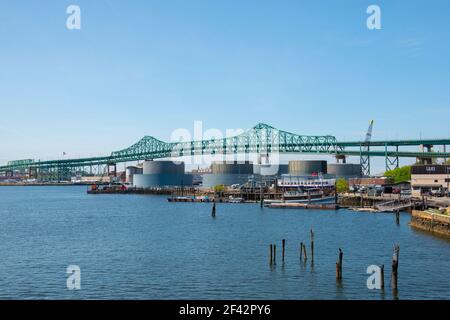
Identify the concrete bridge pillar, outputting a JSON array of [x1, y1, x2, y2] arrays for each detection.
[[28, 167, 38, 179], [417, 144, 434, 165], [335, 155, 346, 164], [107, 163, 117, 177]]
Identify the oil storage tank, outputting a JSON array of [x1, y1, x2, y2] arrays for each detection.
[[133, 160, 192, 188], [327, 163, 362, 179], [126, 166, 143, 184], [288, 160, 327, 175], [202, 161, 253, 187], [253, 164, 289, 176]]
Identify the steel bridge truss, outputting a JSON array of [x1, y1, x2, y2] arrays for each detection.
[[1, 123, 450, 179], [110, 123, 338, 161]]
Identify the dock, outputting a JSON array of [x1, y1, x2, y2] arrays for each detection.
[[410, 209, 450, 237], [265, 203, 339, 210]]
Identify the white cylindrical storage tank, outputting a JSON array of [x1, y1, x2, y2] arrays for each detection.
[[133, 160, 192, 188], [126, 166, 143, 184]]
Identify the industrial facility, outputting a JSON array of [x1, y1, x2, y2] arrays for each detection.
[[111, 158, 366, 190], [126, 159, 363, 190], [3, 121, 449, 205]]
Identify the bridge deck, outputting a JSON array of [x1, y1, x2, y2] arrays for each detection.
[[1, 123, 449, 172]]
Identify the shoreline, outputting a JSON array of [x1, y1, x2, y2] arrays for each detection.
[[0, 183, 97, 187]]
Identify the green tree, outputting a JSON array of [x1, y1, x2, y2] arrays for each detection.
[[214, 184, 225, 193], [335, 178, 349, 193], [384, 166, 411, 183]]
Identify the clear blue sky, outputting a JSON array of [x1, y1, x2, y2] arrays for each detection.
[[1, 0, 449, 172]]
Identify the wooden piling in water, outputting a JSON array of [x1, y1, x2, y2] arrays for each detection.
[[380, 264, 385, 290], [395, 210, 400, 225], [336, 262, 340, 280], [302, 243, 307, 261], [282, 239, 286, 262], [260, 187, 264, 208], [391, 245, 400, 290], [212, 201, 216, 217], [273, 245, 277, 265], [310, 229, 314, 261], [299, 242, 303, 261], [269, 244, 273, 265], [336, 248, 343, 280]]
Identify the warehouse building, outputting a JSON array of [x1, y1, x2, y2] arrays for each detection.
[[411, 164, 450, 197]]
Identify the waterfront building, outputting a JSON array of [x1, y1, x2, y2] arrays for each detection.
[[411, 164, 450, 196]]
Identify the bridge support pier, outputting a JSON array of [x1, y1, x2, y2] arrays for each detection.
[[107, 163, 117, 178], [417, 144, 434, 165], [57, 165, 71, 182], [335, 154, 346, 164], [28, 167, 38, 179]]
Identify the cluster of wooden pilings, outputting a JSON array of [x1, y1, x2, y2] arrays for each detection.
[[268, 231, 401, 293], [270, 229, 315, 265], [212, 200, 401, 294]]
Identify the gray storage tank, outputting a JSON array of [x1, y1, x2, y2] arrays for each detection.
[[288, 160, 327, 175], [202, 161, 253, 187], [253, 164, 289, 176], [211, 161, 254, 174], [133, 160, 192, 188], [327, 163, 362, 179], [143, 160, 185, 174]]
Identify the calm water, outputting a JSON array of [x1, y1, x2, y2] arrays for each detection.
[[0, 186, 449, 300]]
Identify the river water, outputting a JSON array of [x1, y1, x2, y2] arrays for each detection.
[[0, 186, 449, 300]]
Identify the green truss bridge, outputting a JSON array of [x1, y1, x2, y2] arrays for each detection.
[[1, 123, 449, 179]]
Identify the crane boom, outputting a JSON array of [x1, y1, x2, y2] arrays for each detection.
[[361, 120, 374, 176], [365, 120, 374, 144]]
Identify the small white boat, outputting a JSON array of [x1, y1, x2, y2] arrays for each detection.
[[228, 197, 244, 203], [349, 207, 380, 213]]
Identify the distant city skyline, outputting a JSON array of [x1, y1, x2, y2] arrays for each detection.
[[1, 0, 449, 174]]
